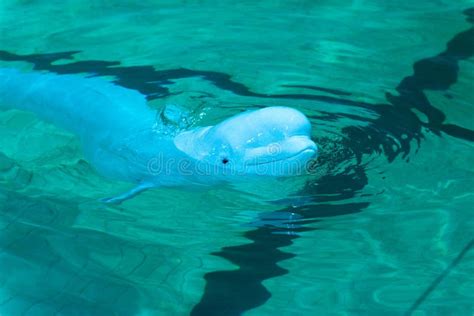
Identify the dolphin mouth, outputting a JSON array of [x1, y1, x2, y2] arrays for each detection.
[[246, 147, 318, 166]]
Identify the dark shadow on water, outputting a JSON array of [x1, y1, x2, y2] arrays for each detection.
[[0, 8, 473, 315], [191, 165, 369, 316]]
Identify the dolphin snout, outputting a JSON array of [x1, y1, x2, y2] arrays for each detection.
[[243, 135, 317, 166], [288, 135, 318, 156]]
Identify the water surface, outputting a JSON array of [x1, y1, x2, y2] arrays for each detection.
[[1, 1, 473, 315]]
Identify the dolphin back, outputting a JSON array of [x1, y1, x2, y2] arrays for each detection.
[[0, 68, 155, 140]]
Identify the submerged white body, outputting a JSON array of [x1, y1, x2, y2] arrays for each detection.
[[0, 68, 317, 203]]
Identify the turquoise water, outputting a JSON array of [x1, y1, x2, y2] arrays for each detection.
[[1, 1, 474, 315]]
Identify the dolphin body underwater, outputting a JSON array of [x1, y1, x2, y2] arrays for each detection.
[[0, 68, 318, 203]]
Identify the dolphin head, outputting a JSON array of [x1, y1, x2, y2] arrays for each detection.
[[175, 107, 318, 177]]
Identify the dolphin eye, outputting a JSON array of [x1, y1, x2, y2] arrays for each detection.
[[222, 158, 229, 165]]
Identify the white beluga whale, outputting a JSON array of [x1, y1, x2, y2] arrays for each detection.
[[0, 68, 318, 203]]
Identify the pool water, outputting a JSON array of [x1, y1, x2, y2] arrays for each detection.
[[1, 1, 473, 315]]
